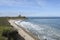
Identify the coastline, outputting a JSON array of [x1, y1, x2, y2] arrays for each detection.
[[8, 19, 39, 40]]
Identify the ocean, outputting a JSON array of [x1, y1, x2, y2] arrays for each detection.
[[15, 17, 60, 40]]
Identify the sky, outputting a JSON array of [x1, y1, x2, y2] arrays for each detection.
[[0, 0, 60, 17]]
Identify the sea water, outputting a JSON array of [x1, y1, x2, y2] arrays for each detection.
[[15, 17, 60, 40]]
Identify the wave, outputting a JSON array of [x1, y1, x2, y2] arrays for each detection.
[[15, 20, 60, 40]]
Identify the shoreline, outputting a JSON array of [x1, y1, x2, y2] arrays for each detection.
[[8, 19, 39, 40]]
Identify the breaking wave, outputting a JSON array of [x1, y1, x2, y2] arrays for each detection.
[[15, 20, 60, 40]]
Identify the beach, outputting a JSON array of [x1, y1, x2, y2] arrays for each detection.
[[8, 19, 39, 40]]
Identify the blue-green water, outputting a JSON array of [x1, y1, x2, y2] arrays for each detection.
[[15, 17, 60, 40], [27, 18, 60, 29]]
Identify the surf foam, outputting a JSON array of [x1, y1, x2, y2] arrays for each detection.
[[15, 20, 60, 40]]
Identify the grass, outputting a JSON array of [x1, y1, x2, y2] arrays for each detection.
[[0, 26, 12, 40], [0, 17, 12, 40], [0, 16, 26, 40]]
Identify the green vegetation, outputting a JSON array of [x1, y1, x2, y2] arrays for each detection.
[[0, 16, 26, 40], [0, 17, 12, 40]]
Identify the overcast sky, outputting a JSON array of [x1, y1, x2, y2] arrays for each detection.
[[0, 0, 60, 17]]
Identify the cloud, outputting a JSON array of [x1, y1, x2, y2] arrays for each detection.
[[0, 0, 35, 6], [0, 0, 22, 6], [0, 0, 45, 8], [35, 0, 47, 7]]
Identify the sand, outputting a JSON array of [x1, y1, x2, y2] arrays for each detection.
[[8, 19, 39, 40]]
